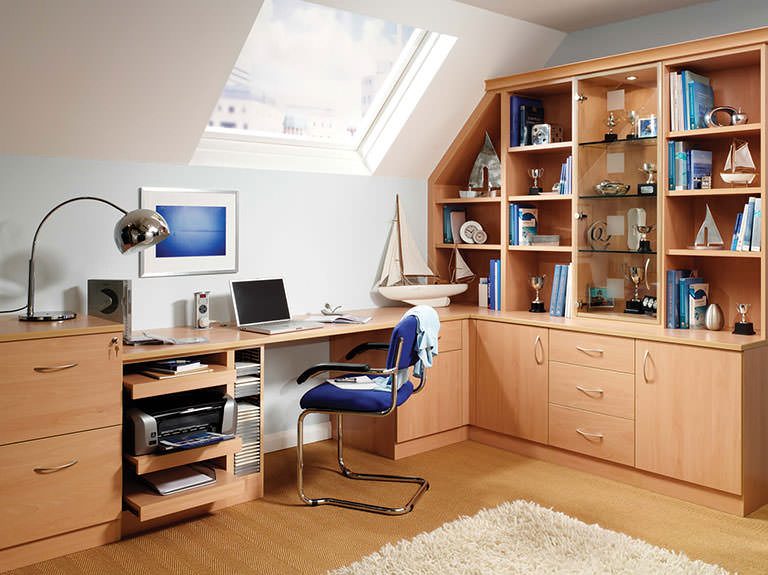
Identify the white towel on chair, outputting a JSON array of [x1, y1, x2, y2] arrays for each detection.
[[401, 306, 440, 378]]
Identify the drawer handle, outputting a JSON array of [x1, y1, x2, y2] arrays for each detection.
[[576, 385, 604, 397], [576, 346, 604, 356], [534, 335, 544, 365], [576, 429, 604, 441], [34, 363, 79, 373], [33, 459, 78, 474]]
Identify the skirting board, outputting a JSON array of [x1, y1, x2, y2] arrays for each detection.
[[265, 421, 332, 453]]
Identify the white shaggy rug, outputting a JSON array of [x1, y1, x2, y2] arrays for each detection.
[[329, 500, 729, 575]]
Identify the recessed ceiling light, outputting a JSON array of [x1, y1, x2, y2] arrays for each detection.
[[626, 75, 638, 81]]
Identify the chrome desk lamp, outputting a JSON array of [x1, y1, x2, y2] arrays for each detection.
[[20, 196, 170, 321]]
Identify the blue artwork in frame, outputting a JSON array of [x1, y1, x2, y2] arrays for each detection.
[[139, 187, 238, 277]]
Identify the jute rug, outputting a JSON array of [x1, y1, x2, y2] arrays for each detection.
[[329, 500, 729, 574]]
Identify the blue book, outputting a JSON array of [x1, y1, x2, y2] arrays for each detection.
[[665, 270, 676, 328], [508, 204, 515, 245], [690, 149, 712, 189], [511, 204, 519, 245], [743, 197, 756, 251], [668, 142, 675, 189], [731, 212, 743, 251], [494, 259, 502, 310], [510, 96, 542, 147], [554, 265, 567, 317], [689, 81, 714, 130], [489, 259, 496, 311], [671, 270, 692, 328], [681, 70, 709, 130], [442, 206, 465, 243], [679, 276, 699, 329], [750, 198, 762, 252], [549, 264, 563, 316]]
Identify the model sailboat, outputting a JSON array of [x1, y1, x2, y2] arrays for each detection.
[[720, 139, 757, 185], [378, 196, 469, 307]]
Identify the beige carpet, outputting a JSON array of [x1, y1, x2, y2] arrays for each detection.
[[330, 500, 729, 575]]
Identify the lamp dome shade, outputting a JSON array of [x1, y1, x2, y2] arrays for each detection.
[[114, 208, 171, 254]]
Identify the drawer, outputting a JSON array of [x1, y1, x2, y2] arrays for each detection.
[[439, 320, 462, 352], [0, 333, 122, 445], [0, 426, 122, 550], [549, 330, 634, 373], [549, 362, 634, 419], [548, 404, 634, 466]]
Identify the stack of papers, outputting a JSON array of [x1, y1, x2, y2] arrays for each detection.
[[141, 464, 216, 495]]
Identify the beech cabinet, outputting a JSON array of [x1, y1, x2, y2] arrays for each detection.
[[473, 321, 548, 443], [635, 341, 742, 494]]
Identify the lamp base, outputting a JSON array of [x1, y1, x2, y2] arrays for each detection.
[[19, 311, 77, 321]]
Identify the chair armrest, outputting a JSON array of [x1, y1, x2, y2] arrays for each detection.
[[345, 342, 389, 360], [296, 362, 370, 384]]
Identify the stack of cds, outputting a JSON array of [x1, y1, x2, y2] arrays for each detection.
[[235, 348, 261, 399], [234, 399, 260, 476]]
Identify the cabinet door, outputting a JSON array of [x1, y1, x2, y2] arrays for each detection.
[[397, 349, 464, 443], [473, 321, 548, 443], [635, 341, 742, 494]]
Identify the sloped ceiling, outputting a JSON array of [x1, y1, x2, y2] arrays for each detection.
[[0, 0, 262, 163], [0, 0, 564, 177]]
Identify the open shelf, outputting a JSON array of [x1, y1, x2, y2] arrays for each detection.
[[123, 365, 234, 400], [435, 196, 501, 204], [508, 141, 572, 154], [668, 123, 761, 139], [667, 187, 761, 197], [124, 468, 245, 522], [125, 437, 244, 475], [508, 245, 572, 252], [508, 194, 572, 202], [436, 243, 502, 251], [667, 248, 761, 258]]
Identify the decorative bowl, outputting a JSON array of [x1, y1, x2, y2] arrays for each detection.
[[594, 180, 630, 196]]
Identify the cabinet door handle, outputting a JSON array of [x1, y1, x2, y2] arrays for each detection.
[[33, 459, 78, 474], [33, 363, 78, 373], [576, 346, 604, 356], [534, 335, 544, 365], [576, 385, 604, 397], [642, 350, 652, 383], [576, 429, 604, 441]]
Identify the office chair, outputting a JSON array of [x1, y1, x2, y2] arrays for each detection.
[[295, 314, 431, 515]]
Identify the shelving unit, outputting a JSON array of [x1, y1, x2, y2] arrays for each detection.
[[429, 35, 766, 336]]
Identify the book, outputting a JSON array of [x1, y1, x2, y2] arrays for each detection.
[[564, 264, 574, 318], [549, 264, 562, 316], [678, 276, 700, 329], [146, 359, 202, 373], [508, 204, 517, 245], [554, 264, 567, 317], [688, 282, 709, 330], [519, 104, 544, 146], [141, 464, 216, 496], [689, 149, 712, 189], [442, 206, 465, 243], [743, 197, 756, 251], [510, 96, 542, 147], [305, 314, 372, 324], [488, 259, 497, 311], [518, 207, 538, 245], [688, 80, 714, 130], [478, 278, 489, 308], [750, 198, 762, 252], [731, 212, 743, 251], [494, 259, 502, 310], [450, 210, 466, 244], [140, 366, 213, 379], [737, 199, 753, 251]]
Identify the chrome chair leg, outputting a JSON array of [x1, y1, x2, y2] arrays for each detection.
[[297, 409, 429, 515]]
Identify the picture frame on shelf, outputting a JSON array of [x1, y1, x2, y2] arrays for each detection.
[[637, 115, 657, 138], [587, 285, 615, 309], [139, 187, 239, 277]]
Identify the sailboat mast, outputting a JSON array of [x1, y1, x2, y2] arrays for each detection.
[[395, 195, 408, 285]]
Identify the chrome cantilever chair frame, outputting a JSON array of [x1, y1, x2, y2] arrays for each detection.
[[296, 335, 430, 515]]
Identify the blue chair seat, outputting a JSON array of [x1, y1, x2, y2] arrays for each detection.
[[300, 377, 414, 412]]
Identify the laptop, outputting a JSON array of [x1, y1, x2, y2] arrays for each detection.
[[230, 278, 324, 335]]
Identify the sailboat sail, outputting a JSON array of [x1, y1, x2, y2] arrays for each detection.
[[450, 247, 475, 282], [378, 224, 403, 287], [397, 200, 435, 278], [724, 141, 756, 171]]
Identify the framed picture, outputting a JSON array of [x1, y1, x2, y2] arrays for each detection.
[[637, 115, 657, 138], [139, 187, 238, 277], [587, 285, 615, 309]]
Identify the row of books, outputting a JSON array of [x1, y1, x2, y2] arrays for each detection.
[[667, 143, 712, 190], [442, 205, 466, 243], [557, 156, 573, 195], [508, 205, 538, 245], [670, 70, 713, 131], [549, 264, 573, 318], [665, 270, 708, 329], [510, 95, 543, 147], [487, 259, 502, 311], [730, 197, 762, 252]]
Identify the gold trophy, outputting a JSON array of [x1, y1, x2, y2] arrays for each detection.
[[529, 275, 546, 313]]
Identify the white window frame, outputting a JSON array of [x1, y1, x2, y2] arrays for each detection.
[[191, 30, 454, 175]]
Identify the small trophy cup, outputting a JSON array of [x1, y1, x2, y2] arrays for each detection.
[[604, 112, 618, 142], [733, 303, 756, 335], [626, 110, 638, 139], [528, 168, 544, 195], [623, 259, 649, 314], [635, 224, 655, 253], [638, 162, 657, 195], [529, 275, 546, 313]]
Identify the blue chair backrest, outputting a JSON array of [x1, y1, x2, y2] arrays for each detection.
[[386, 315, 420, 370]]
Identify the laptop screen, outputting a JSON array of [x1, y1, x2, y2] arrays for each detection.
[[231, 279, 290, 326]]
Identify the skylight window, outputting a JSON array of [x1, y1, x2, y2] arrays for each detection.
[[207, 0, 421, 148]]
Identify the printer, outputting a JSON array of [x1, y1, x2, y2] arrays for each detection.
[[126, 391, 237, 455]]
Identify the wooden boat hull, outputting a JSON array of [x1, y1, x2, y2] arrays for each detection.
[[378, 284, 468, 307], [720, 172, 756, 185]]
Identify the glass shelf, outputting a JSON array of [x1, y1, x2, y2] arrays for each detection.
[[579, 249, 657, 255], [580, 136, 657, 148], [579, 193, 657, 200]]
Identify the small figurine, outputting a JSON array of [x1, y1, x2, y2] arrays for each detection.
[[605, 112, 618, 142]]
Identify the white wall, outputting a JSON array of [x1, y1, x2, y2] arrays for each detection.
[[0, 155, 424, 450], [546, 0, 768, 67]]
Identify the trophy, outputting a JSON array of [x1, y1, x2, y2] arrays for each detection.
[[528, 168, 544, 195], [623, 259, 650, 314], [733, 303, 756, 335], [638, 162, 657, 195], [604, 112, 618, 142], [626, 110, 638, 139], [635, 224, 655, 253], [529, 275, 546, 313]]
